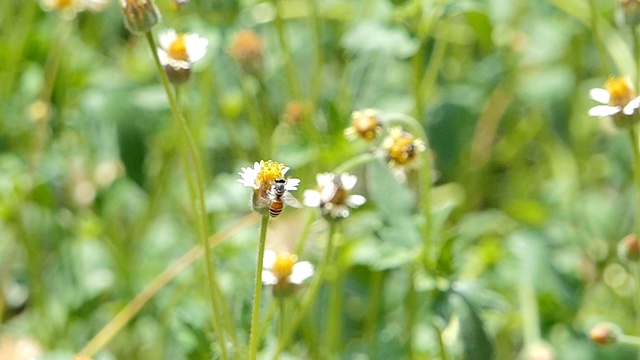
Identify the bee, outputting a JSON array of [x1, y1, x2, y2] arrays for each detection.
[[267, 178, 301, 218]]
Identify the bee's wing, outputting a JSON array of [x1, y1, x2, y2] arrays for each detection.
[[282, 192, 303, 208]]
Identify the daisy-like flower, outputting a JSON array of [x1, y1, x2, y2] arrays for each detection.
[[238, 160, 301, 216], [344, 109, 383, 142], [262, 250, 314, 297], [382, 126, 427, 182], [41, 0, 109, 19], [589, 76, 640, 127], [157, 29, 208, 84], [120, 0, 161, 34], [303, 173, 366, 219]]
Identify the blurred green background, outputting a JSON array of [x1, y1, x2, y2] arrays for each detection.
[[2, 0, 640, 359]]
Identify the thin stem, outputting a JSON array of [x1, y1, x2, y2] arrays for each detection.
[[365, 270, 383, 358], [143, 31, 229, 359], [434, 324, 449, 360], [634, 26, 640, 86], [276, 220, 337, 357], [271, 0, 302, 100], [405, 269, 417, 358], [379, 112, 433, 266], [249, 215, 270, 360], [628, 128, 640, 236], [279, 298, 286, 341], [326, 235, 342, 356], [332, 152, 378, 174], [307, 0, 323, 106], [79, 214, 259, 358], [518, 277, 541, 348], [588, 0, 611, 74]]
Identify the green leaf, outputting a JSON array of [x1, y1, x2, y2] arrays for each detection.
[[450, 290, 495, 360]]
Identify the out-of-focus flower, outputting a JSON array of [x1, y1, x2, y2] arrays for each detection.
[[303, 173, 366, 219], [238, 160, 300, 217], [282, 101, 307, 125], [120, 0, 161, 34], [40, 0, 109, 19], [618, 0, 640, 27], [618, 234, 640, 262], [589, 323, 621, 346], [157, 29, 208, 84], [382, 126, 426, 182], [228, 29, 264, 74], [589, 76, 640, 128], [344, 109, 383, 142], [262, 250, 314, 297]]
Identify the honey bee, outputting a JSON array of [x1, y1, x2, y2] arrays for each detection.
[[267, 178, 301, 218]]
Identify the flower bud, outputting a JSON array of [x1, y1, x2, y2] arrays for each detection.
[[589, 323, 621, 346], [618, 234, 640, 262], [120, 0, 161, 34]]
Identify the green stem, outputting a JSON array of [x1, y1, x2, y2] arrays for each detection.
[[379, 112, 433, 266], [634, 26, 640, 86], [279, 298, 286, 341], [364, 270, 382, 358], [307, 0, 323, 106], [588, 0, 611, 74], [620, 334, 640, 347], [143, 31, 229, 359], [628, 128, 640, 235], [518, 276, 541, 348], [326, 234, 342, 356], [271, 0, 302, 100], [249, 215, 270, 360], [276, 220, 337, 357], [434, 324, 449, 360], [332, 152, 378, 174], [405, 269, 417, 358]]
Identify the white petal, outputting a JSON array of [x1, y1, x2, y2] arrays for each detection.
[[303, 190, 322, 207], [316, 173, 334, 187], [589, 88, 610, 104], [159, 29, 178, 50], [330, 206, 350, 218], [588, 105, 621, 117], [346, 194, 366, 207], [157, 49, 169, 66], [340, 174, 358, 190], [623, 96, 640, 114], [289, 261, 314, 284], [285, 178, 300, 191], [262, 249, 276, 270], [238, 166, 259, 188], [262, 270, 278, 285], [187, 35, 208, 63]]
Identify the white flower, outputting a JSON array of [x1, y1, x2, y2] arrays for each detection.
[[237, 160, 301, 216], [41, 0, 109, 19], [237, 160, 300, 191], [589, 76, 640, 117], [157, 29, 208, 70], [303, 173, 366, 219], [261, 250, 314, 286]]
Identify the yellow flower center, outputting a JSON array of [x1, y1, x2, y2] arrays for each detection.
[[388, 136, 418, 165], [605, 76, 636, 107], [255, 160, 286, 189], [272, 253, 296, 281], [55, 0, 74, 8], [351, 110, 381, 141], [168, 35, 190, 61]]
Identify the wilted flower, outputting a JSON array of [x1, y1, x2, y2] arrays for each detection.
[[589, 323, 621, 346], [238, 160, 300, 217], [303, 173, 366, 219], [344, 109, 383, 142], [382, 126, 426, 182], [262, 250, 314, 297], [589, 76, 640, 127], [120, 0, 160, 34], [40, 0, 109, 19], [157, 29, 208, 84], [228, 29, 264, 74]]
